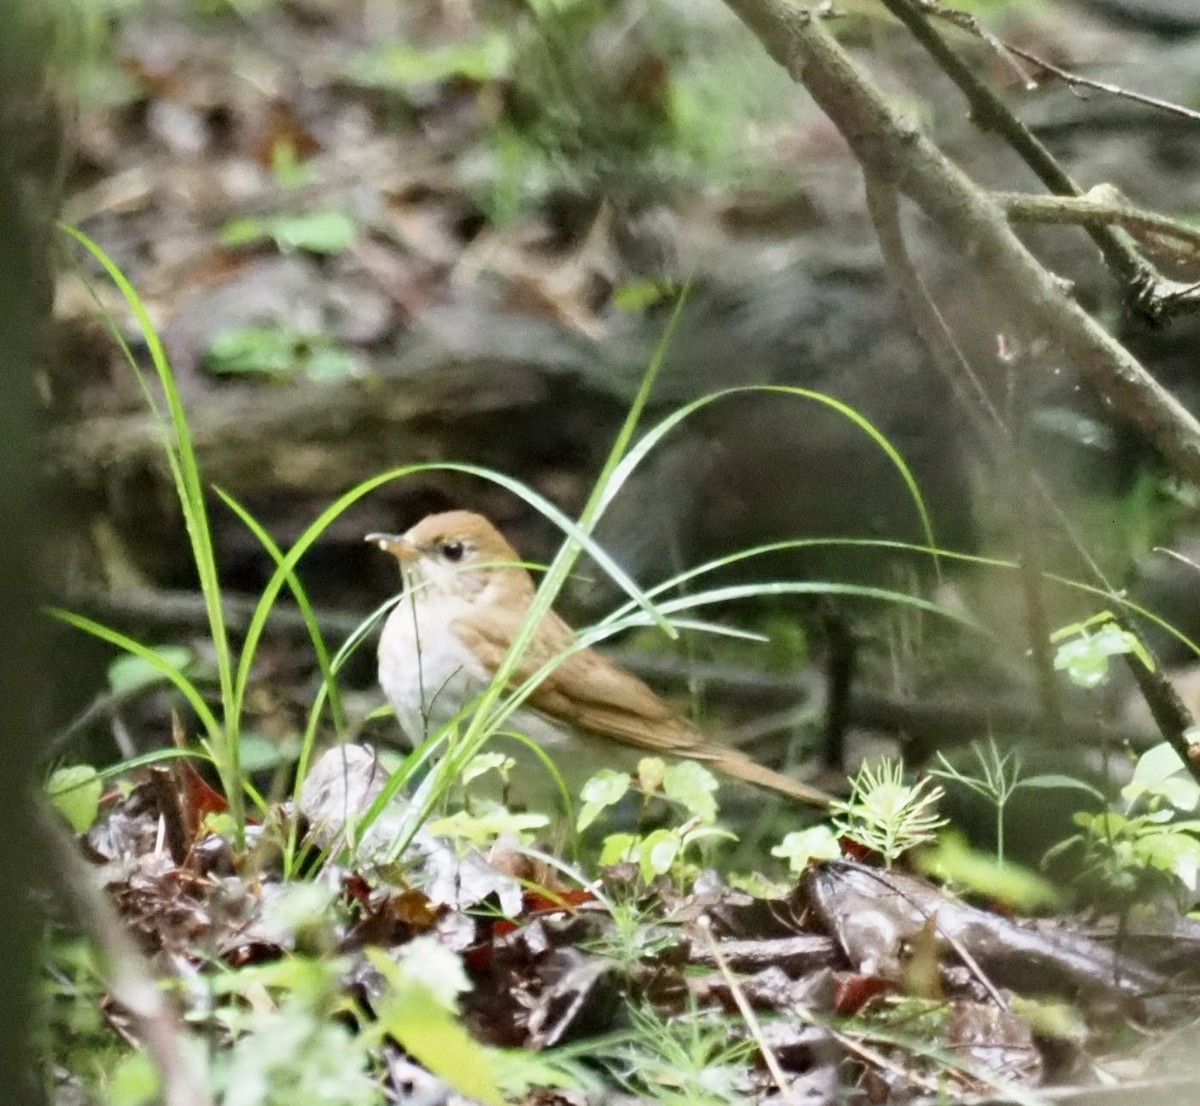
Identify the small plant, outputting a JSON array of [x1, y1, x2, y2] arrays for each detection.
[[833, 759, 947, 867], [219, 209, 357, 256], [1046, 612, 1200, 908], [929, 738, 1098, 867], [1046, 742, 1200, 909], [205, 325, 361, 383], [582, 895, 681, 971], [1051, 611, 1152, 689], [599, 1000, 756, 1106], [582, 758, 738, 887]]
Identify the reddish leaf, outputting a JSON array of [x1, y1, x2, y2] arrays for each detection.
[[833, 973, 894, 1016]]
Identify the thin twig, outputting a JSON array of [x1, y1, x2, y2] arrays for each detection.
[[875, 0, 1200, 321], [998, 189, 1200, 268], [861, 175, 1112, 591], [925, 1, 1200, 126], [697, 917, 799, 1105], [875, 0, 1158, 313]]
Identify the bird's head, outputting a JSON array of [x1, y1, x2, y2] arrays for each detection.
[[366, 510, 534, 603]]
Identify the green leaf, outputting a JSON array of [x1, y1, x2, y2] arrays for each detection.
[[639, 828, 680, 882], [770, 825, 841, 874], [368, 946, 502, 1106], [636, 757, 667, 792], [206, 327, 295, 376], [915, 832, 1061, 912], [344, 34, 512, 89], [1132, 742, 1187, 787], [462, 751, 513, 785], [1123, 743, 1200, 811], [268, 210, 356, 254], [580, 770, 632, 805], [1136, 830, 1200, 891], [105, 1049, 161, 1106], [47, 766, 103, 833], [219, 216, 271, 249], [598, 832, 638, 867], [613, 279, 674, 313], [577, 769, 630, 832], [107, 646, 191, 693], [205, 327, 359, 383], [662, 760, 719, 823], [1052, 620, 1142, 689], [302, 343, 359, 382], [220, 210, 356, 255], [428, 807, 549, 845]]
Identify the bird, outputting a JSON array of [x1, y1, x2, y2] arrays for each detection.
[[367, 510, 833, 810]]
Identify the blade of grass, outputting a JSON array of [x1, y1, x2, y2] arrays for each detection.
[[213, 487, 345, 733], [61, 225, 243, 835], [49, 609, 224, 743], [599, 384, 939, 564], [436, 293, 694, 794]]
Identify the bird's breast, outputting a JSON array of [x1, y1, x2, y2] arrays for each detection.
[[377, 597, 491, 745]]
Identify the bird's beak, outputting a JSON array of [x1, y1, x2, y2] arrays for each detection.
[[365, 532, 419, 563]]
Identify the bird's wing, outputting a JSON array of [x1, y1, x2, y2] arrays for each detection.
[[450, 607, 716, 757], [452, 607, 834, 807]]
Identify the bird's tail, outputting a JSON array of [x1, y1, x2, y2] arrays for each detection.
[[718, 753, 835, 808]]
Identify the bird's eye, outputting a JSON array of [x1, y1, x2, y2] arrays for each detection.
[[440, 540, 465, 562]]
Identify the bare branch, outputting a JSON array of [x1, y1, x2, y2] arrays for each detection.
[[875, 0, 1190, 321], [719, 0, 1200, 486], [998, 188, 1200, 277], [925, 0, 1200, 126]]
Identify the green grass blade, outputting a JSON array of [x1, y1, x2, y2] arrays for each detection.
[[49, 608, 224, 745], [213, 486, 345, 732], [60, 224, 243, 832], [600, 385, 938, 561]]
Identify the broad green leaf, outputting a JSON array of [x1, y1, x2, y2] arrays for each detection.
[[577, 769, 630, 831], [344, 35, 511, 89], [662, 760, 719, 823], [580, 770, 631, 805], [47, 765, 103, 832], [1136, 831, 1200, 891], [598, 832, 638, 867], [221, 210, 356, 255], [268, 210, 356, 254], [368, 945, 502, 1106], [1132, 742, 1187, 786], [205, 327, 358, 383], [463, 751, 513, 785], [639, 828, 680, 882], [1053, 621, 1141, 689], [105, 1049, 161, 1106], [107, 646, 191, 692], [770, 825, 841, 874], [613, 279, 674, 313], [636, 757, 666, 793]]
